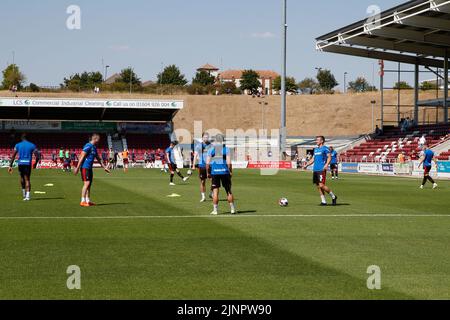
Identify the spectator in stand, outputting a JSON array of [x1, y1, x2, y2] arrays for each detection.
[[419, 135, 427, 149], [375, 125, 382, 136], [52, 150, 57, 164], [401, 119, 408, 132], [407, 117, 414, 129]]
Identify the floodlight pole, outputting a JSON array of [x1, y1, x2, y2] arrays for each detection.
[[280, 0, 287, 159], [445, 51, 449, 124]]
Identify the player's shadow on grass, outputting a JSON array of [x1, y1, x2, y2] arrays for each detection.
[[236, 210, 257, 214], [321, 203, 351, 207], [95, 202, 131, 207], [33, 197, 65, 201]]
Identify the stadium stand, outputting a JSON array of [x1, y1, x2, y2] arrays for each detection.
[[437, 148, 450, 161], [0, 133, 108, 160], [341, 124, 450, 163], [0, 132, 170, 162], [123, 134, 170, 160]]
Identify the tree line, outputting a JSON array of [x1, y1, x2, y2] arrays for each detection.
[[2, 63, 426, 95]]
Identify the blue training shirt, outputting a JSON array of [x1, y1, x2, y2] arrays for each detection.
[[313, 145, 330, 172], [195, 142, 211, 168], [165, 147, 176, 164], [208, 145, 230, 175], [330, 150, 338, 165], [81, 143, 98, 169], [423, 149, 434, 167], [15, 140, 36, 166]]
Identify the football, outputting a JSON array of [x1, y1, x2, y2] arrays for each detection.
[[279, 198, 289, 207], [187, 169, 193, 176]]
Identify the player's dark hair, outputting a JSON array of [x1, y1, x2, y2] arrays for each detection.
[[91, 133, 100, 139], [316, 136, 326, 143], [21, 133, 27, 141]]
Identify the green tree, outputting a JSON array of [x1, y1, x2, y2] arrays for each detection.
[[63, 71, 103, 91], [157, 65, 187, 85], [316, 69, 338, 93], [116, 68, 141, 86], [218, 81, 240, 95], [192, 70, 215, 86], [394, 81, 412, 90], [240, 70, 261, 95], [348, 77, 377, 92], [298, 77, 319, 94], [28, 83, 40, 92], [272, 76, 298, 94], [2, 64, 26, 90], [420, 81, 438, 91]]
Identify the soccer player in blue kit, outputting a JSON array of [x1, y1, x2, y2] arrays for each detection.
[[192, 133, 212, 202], [8, 133, 37, 201], [166, 141, 189, 186], [303, 136, 338, 206], [418, 144, 438, 190], [329, 146, 339, 180], [74, 133, 111, 207], [206, 134, 236, 215]]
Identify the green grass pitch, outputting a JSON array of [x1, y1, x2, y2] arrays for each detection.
[[0, 168, 449, 299]]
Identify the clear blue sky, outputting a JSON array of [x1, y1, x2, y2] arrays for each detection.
[[0, 0, 409, 89]]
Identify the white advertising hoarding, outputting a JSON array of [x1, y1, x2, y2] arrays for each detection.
[[357, 163, 380, 174], [0, 98, 183, 109]]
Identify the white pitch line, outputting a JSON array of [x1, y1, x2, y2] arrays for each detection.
[[0, 214, 449, 220]]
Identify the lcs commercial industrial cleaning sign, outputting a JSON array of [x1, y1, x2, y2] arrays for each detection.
[[0, 98, 184, 109]]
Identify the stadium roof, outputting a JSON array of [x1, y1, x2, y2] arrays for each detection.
[[0, 97, 183, 122], [316, 0, 450, 68]]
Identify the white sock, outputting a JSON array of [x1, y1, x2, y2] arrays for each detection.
[[330, 192, 336, 200], [86, 197, 90, 203], [26, 191, 30, 199], [321, 195, 326, 204], [201, 193, 206, 199], [213, 204, 218, 211], [22, 189, 26, 198], [81, 197, 86, 203], [230, 203, 236, 210]]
